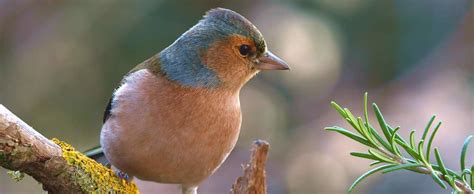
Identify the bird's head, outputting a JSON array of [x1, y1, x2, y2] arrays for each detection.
[[159, 8, 289, 90]]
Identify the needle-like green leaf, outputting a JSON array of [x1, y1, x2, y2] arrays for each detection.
[[382, 163, 423, 174], [431, 165, 462, 179], [444, 174, 457, 190], [344, 108, 364, 135], [356, 117, 373, 140], [357, 117, 376, 146], [344, 118, 361, 134], [372, 103, 392, 141], [363, 92, 370, 130], [421, 115, 436, 143], [388, 125, 409, 146], [368, 125, 393, 152], [410, 130, 416, 150], [368, 149, 393, 163], [461, 135, 473, 171], [471, 165, 473, 188], [435, 148, 448, 175], [331, 101, 347, 119], [350, 152, 379, 161], [325, 127, 374, 148], [370, 161, 383, 166], [461, 169, 471, 183], [348, 164, 396, 193], [344, 108, 358, 127], [431, 171, 447, 189], [426, 122, 442, 161], [418, 140, 428, 164], [390, 127, 402, 156], [395, 139, 421, 161]]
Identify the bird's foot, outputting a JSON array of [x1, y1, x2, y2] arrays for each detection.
[[112, 166, 133, 182], [116, 170, 130, 180]]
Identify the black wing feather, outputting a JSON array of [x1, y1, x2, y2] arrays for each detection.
[[103, 95, 114, 123]]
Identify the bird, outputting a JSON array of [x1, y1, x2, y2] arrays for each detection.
[[96, 8, 289, 194]]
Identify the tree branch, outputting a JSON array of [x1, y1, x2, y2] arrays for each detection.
[[231, 140, 270, 194], [0, 104, 138, 193]]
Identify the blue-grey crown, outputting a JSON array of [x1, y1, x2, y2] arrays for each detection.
[[159, 8, 266, 88]]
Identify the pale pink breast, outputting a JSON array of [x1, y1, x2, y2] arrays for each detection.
[[100, 69, 242, 186]]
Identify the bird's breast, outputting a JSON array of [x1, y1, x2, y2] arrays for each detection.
[[100, 69, 242, 186]]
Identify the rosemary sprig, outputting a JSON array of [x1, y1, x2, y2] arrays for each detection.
[[325, 93, 473, 194]]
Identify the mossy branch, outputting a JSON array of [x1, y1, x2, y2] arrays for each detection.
[[0, 104, 137, 193], [0, 104, 270, 194]]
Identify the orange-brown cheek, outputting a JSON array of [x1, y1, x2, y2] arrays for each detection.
[[202, 39, 256, 87]]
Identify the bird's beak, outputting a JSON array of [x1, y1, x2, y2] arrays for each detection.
[[255, 51, 290, 70]]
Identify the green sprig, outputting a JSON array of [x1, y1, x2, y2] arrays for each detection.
[[325, 93, 474, 193]]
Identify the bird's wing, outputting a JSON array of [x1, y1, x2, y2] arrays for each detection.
[[103, 95, 114, 123], [102, 56, 160, 124], [84, 92, 116, 165], [90, 56, 161, 163]]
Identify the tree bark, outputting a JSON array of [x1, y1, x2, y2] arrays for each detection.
[[0, 104, 84, 193], [231, 140, 269, 194], [0, 105, 138, 193]]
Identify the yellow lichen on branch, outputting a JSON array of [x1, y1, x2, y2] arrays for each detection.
[[0, 104, 138, 193], [52, 138, 139, 193]]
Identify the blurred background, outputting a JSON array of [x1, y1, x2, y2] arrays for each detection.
[[0, 0, 473, 193]]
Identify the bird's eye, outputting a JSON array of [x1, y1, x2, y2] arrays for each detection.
[[239, 45, 251, 56]]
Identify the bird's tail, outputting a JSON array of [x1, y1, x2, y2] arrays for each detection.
[[84, 147, 133, 180], [84, 146, 110, 166]]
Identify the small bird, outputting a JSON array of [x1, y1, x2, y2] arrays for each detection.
[[98, 8, 289, 194]]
